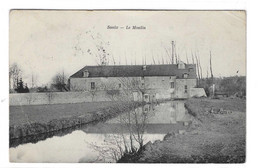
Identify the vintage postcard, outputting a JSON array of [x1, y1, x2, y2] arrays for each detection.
[[9, 10, 246, 163]]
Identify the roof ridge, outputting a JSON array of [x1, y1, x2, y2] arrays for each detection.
[[69, 64, 197, 78]]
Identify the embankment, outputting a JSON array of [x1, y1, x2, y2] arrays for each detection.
[[118, 98, 246, 163], [10, 101, 142, 143]]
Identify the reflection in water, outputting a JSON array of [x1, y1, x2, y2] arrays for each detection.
[[10, 101, 193, 163]]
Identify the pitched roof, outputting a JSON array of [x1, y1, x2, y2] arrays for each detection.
[[70, 64, 197, 79]]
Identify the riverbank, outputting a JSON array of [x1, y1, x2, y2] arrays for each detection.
[[118, 97, 246, 163], [10, 101, 141, 141]]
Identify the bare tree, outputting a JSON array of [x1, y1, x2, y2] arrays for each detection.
[[186, 51, 189, 64], [125, 54, 128, 65], [88, 87, 98, 102], [198, 51, 203, 79], [210, 51, 214, 84], [9, 63, 22, 91], [74, 30, 111, 66], [104, 82, 120, 101], [171, 41, 175, 64], [191, 50, 195, 64], [83, 74, 153, 162], [152, 55, 156, 65], [207, 66, 209, 79], [31, 72, 38, 88], [117, 77, 149, 102], [46, 91, 55, 104], [25, 93, 36, 105], [51, 70, 68, 91], [161, 55, 164, 64], [195, 52, 201, 85], [106, 89, 120, 100], [175, 44, 178, 63], [163, 46, 171, 64], [87, 103, 151, 162]]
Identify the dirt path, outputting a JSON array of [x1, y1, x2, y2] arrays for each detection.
[[118, 98, 246, 163]]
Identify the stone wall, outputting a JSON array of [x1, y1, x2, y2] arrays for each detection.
[[10, 77, 197, 106], [174, 79, 197, 98], [9, 91, 112, 106], [70, 76, 197, 99], [190, 88, 207, 97]]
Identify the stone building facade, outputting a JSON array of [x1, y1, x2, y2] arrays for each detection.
[[69, 62, 197, 101]]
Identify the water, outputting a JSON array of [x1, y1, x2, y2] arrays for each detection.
[[9, 101, 193, 163]]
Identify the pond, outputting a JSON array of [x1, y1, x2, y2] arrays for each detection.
[[9, 101, 193, 163]]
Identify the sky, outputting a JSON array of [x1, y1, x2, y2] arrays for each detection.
[[9, 10, 246, 86]]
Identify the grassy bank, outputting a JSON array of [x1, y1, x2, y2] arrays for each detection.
[[10, 101, 120, 126], [10, 101, 141, 141], [118, 98, 246, 163]]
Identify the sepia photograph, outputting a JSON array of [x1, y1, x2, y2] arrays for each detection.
[[9, 10, 246, 163]]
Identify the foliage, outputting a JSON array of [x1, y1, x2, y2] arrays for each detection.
[[37, 86, 49, 92], [14, 78, 29, 93], [198, 76, 246, 98], [219, 76, 246, 97], [51, 71, 68, 92]]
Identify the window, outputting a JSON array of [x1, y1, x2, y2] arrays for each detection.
[[119, 83, 121, 88], [189, 68, 193, 72], [170, 82, 174, 88], [178, 62, 185, 69], [183, 73, 188, 78], [83, 70, 89, 77], [91, 82, 95, 90], [184, 85, 188, 93]]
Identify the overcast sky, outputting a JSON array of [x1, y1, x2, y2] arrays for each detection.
[[10, 10, 246, 86]]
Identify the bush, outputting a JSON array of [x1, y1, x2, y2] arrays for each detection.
[[197, 76, 246, 98], [219, 76, 246, 97]]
